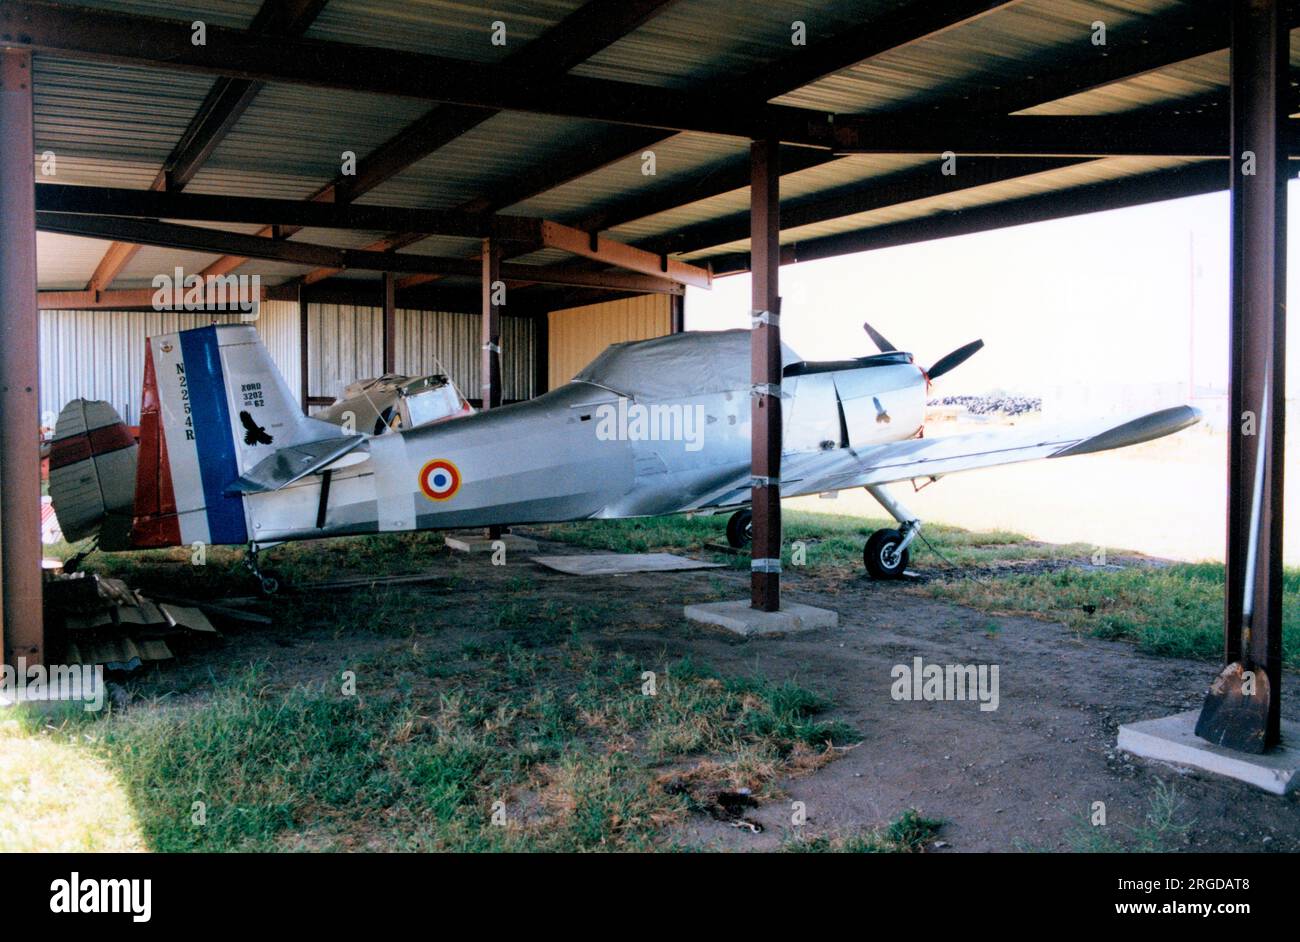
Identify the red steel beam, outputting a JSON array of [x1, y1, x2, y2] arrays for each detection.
[[36, 213, 684, 293], [1218, 0, 1287, 750], [0, 49, 43, 667], [382, 271, 396, 376], [481, 239, 503, 411], [749, 139, 781, 613]]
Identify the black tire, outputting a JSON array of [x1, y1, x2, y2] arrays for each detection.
[[863, 529, 909, 579], [725, 509, 753, 548], [258, 569, 285, 596]]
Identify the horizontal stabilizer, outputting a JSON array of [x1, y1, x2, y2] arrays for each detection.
[[48, 399, 138, 548], [226, 435, 367, 495]]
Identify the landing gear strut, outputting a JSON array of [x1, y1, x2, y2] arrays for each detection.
[[244, 543, 285, 596], [862, 485, 921, 579], [725, 508, 753, 548]]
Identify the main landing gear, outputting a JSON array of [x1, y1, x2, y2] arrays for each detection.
[[725, 486, 919, 579], [862, 485, 920, 580], [725, 508, 753, 548], [244, 543, 285, 596]]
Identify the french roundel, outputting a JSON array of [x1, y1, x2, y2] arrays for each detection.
[[419, 459, 462, 501]]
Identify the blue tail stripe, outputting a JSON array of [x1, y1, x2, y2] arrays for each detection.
[[179, 327, 248, 545]]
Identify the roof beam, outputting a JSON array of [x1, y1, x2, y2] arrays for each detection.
[[199, 0, 681, 283], [160, 0, 329, 191], [719, 0, 1021, 104], [81, 0, 328, 294], [36, 213, 685, 293], [534, 1, 1253, 245], [640, 157, 1088, 257], [829, 114, 1247, 158], [35, 182, 543, 240], [1, 1, 827, 142], [470, 0, 1027, 217], [537, 220, 710, 288], [325, 0, 1023, 286], [699, 161, 1229, 276]]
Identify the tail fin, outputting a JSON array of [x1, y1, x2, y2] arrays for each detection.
[[132, 324, 345, 548], [49, 399, 138, 550]]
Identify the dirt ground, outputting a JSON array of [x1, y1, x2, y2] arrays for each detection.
[[136, 532, 1298, 853]]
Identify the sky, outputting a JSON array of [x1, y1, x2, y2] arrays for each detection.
[[685, 181, 1300, 402]]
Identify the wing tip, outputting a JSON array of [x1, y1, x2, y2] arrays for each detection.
[[1051, 404, 1202, 459]]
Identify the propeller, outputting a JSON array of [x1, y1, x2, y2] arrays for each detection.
[[862, 320, 897, 353], [927, 339, 984, 380]]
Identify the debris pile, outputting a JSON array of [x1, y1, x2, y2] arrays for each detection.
[[44, 572, 218, 672], [927, 394, 1042, 417]]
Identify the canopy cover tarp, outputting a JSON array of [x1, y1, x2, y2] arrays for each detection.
[[574, 329, 801, 400]]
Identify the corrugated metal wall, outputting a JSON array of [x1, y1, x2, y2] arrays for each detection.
[[39, 309, 245, 426], [36, 300, 529, 427], [305, 303, 534, 403], [258, 299, 302, 401], [548, 294, 672, 387]]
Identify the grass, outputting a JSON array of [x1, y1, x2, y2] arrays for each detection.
[[64, 507, 1294, 670], [931, 562, 1300, 669], [538, 511, 1296, 669], [782, 809, 944, 853], [1054, 780, 1192, 853], [0, 714, 145, 852], [533, 510, 1084, 573], [4, 645, 857, 852]]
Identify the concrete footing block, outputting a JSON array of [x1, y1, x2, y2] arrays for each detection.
[[444, 532, 538, 554], [683, 599, 838, 637], [1117, 710, 1300, 795]]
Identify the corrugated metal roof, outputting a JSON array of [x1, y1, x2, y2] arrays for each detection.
[[34, 58, 214, 165], [776, 0, 1187, 113], [189, 84, 430, 189], [602, 155, 931, 245], [361, 110, 617, 211], [305, 0, 583, 59], [27, 0, 1270, 293], [509, 131, 748, 220], [677, 156, 1209, 260], [571, 0, 886, 90]]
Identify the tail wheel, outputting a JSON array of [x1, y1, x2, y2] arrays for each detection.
[[725, 509, 753, 548], [864, 529, 909, 579], [258, 569, 285, 596]]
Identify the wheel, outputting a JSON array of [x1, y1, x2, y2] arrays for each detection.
[[863, 529, 909, 579], [725, 509, 753, 548], [258, 569, 285, 596]]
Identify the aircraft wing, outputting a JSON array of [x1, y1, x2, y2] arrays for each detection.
[[684, 405, 1200, 509], [790, 405, 1201, 496]]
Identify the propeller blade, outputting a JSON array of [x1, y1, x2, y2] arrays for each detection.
[[927, 339, 984, 380], [862, 321, 898, 353]]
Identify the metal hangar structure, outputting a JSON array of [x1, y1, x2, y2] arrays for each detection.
[[0, 0, 1290, 752]]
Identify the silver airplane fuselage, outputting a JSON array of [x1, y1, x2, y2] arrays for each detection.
[[245, 356, 927, 543]]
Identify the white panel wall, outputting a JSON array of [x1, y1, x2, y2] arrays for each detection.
[[38, 301, 535, 428], [306, 304, 534, 404]]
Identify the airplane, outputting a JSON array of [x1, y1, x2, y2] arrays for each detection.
[[315, 371, 474, 436], [49, 322, 1200, 594]]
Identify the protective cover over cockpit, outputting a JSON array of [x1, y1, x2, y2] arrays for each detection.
[[572, 328, 801, 400]]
